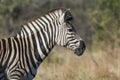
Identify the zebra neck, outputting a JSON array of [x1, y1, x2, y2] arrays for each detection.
[[15, 25, 56, 61]]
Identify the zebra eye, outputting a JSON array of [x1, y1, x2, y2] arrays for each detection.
[[67, 26, 76, 33], [68, 29, 74, 32], [66, 21, 76, 33]]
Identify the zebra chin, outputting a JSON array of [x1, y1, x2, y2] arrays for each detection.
[[74, 41, 86, 56]]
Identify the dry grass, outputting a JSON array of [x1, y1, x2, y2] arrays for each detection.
[[34, 46, 120, 80]]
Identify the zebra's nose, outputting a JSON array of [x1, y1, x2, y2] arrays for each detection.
[[74, 40, 86, 56], [79, 40, 86, 52]]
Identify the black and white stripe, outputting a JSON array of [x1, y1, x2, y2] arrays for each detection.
[[0, 8, 85, 80]]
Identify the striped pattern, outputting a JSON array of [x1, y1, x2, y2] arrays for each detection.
[[0, 8, 85, 80]]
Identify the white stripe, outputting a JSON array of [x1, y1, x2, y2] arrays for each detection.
[[46, 15, 56, 43], [54, 11, 59, 17], [8, 38, 18, 73], [16, 33, 25, 69], [22, 28, 36, 74], [22, 27, 31, 71], [37, 18, 47, 31], [21, 29, 24, 38], [23, 25, 38, 64], [41, 17, 52, 37], [46, 14, 52, 21], [32, 21, 49, 52], [2, 39, 8, 65], [21, 29, 29, 72], [23, 25, 31, 35], [28, 22, 45, 59], [35, 20, 50, 46]]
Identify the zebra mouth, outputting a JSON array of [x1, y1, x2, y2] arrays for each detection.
[[74, 48, 85, 56], [74, 41, 86, 56]]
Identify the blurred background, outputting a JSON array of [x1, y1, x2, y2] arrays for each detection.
[[0, 0, 120, 80]]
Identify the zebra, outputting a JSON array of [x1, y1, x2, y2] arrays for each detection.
[[0, 8, 86, 80]]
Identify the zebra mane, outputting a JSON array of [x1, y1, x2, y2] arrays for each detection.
[[43, 8, 69, 15], [13, 8, 71, 37]]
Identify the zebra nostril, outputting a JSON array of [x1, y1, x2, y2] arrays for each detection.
[[80, 41, 86, 51]]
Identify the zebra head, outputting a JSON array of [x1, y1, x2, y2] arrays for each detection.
[[55, 9, 86, 56]]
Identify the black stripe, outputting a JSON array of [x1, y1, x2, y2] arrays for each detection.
[[39, 19, 51, 51], [9, 39, 18, 72], [36, 18, 51, 47], [30, 22, 48, 56], [47, 14, 56, 44], [0, 39, 6, 65], [52, 12, 57, 19], [15, 69, 24, 77], [22, 27, 35, 77], [47, 13, 54, 21], [43, 16, 54, 48], [19, 30, 26, 69], [55, 20, 60, 42], [14, 37, 20, 56], [26, 24, 43, 62], [23, 27, 37, 69], [52, 15, 58, 45], [14, 36, 26, 73], [4, 38, 12, 69], [51, 12, 60, 41], [10, 72, 21, 79]]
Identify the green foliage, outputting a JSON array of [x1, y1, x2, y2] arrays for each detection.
[[0, 0, 32, 15], [86, 0, 120, 47], [0, 0, 32, 37]]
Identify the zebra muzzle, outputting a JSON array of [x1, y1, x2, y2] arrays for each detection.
[[74, 41, 86, 56]]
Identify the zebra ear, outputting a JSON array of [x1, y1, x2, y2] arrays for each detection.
[[64, 9, 73, 22]]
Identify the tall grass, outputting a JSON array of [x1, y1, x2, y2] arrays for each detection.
[[34, 46, 120, 80]]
